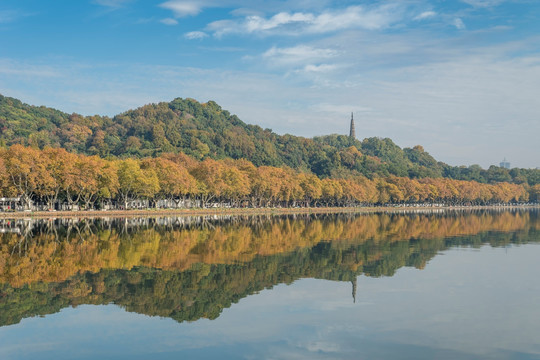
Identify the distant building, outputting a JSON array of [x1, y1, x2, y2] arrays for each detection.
[[500, 158, 510, 169], [349, 112, 356, 139]]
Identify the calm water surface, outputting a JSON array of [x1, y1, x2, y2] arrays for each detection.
[[0, 210, 539, 359]]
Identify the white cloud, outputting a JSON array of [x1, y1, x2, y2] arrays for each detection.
[[245, 12, 314, 32], [207, 4, 403, 37], [263, 45, 338, 66], [308, 4, 401, 32], [159, 1, 202, 17], [230, 7, 263, 17], [160, 18, 178, 25], [453, 18, 466, 30], [302, 64, 337, 73], [206, 20, 236, 37], [184, 31, 208, 40], [414, 11, 436, 21]]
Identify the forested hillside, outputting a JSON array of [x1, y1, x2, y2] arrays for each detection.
[[1, 94, 538, 185]]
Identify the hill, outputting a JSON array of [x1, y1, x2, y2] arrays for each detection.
[[0, 94, 538, 185]]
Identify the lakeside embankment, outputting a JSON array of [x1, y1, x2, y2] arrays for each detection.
[[0, 204, 538, 219]]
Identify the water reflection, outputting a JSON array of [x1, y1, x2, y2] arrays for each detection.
[[0, 210, 539, 328]]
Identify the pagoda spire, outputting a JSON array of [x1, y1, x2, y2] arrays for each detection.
[[349, 112, 356, 139], [351, 278, 357, 303]]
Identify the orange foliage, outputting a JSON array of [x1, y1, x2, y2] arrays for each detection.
[[0, 211, 535, 288]]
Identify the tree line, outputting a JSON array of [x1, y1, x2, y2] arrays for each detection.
[[2, 94, 539, 185], [0, 144, 536, 211]]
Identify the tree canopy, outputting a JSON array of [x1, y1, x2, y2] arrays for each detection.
[[1, 94, 538, 185]]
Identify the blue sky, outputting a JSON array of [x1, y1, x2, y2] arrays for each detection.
[[1, 0, 539, 168]]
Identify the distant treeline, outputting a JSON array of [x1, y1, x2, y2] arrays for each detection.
[[1, 94, 539, 185], [0, 145, 537, 211]]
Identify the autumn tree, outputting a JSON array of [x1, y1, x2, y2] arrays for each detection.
[[141, 157, 197, 208], [117, 159, 160, 208], [2, 145, 44, 208]]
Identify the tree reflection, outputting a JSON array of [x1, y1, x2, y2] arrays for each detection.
[[0, 210, 538, 327]]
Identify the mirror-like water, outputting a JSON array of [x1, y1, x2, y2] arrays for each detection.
[[0, 210, 539, 359]]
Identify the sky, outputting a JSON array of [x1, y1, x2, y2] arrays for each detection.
[[0, 0, 539, 168]]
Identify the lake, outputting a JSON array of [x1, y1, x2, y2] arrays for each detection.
[[0, 209, 539, 359]]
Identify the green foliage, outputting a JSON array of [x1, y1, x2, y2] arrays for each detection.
[[1, 94, 538, 185]]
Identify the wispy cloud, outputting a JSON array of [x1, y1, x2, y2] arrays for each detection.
[[184, 31, 208, 40], [160, 1, 202, 17], [160, 18, 178, 25], [207, 4, 403, 37], [263, 45, 338, 66], [245, 12, 314, 32], [453, 18, 466, 30], [414, 11, 436, 21], [300, 64, 338, 74]]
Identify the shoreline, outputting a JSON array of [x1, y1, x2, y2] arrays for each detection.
[[0, 204, 538, 219]]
